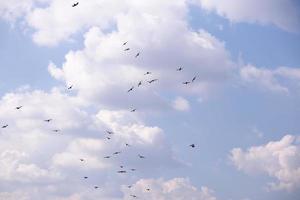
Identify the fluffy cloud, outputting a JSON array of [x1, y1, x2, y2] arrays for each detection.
[[172, 96, 190, 111], [122, 178, 217, 200], [194, 0, 300, 33], [240, 65, 300, 94], [230, 135, 300, 191]]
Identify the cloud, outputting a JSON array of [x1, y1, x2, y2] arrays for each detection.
[[172, 96, 190, 111], [240, 65, 300, 94], [194, 0, 300, 33], [122, 178, 217, 200], [230, 134, 300, 191]]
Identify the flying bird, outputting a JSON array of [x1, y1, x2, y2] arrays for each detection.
[[125, 143, 131, 147], [16, 106, 23, 110], [146, 188, 150, 191], [120, 165, 124, 168], [130, 195, 137, 198], [190, 144, 195, 148], [104, 156, 110, 159], [52, 129, 60, 133], [137, 81, 142, 87], [130, 169, 136, 171], [67, 85, 73, 90], [128, 185, 132, 188], [135, 52, 140, 58], [183, 81, 190, 85], [127, 86, 134, 92], [177, 67, 183, 71], [80, 159, 84, 162], [113, 151, 121, 155], [44, 119, 52, 122], [84, 176, 88, 179], [106, 137, 111, 140], [117, 170, 127, 173], [138, 154, 145, 159], [124, 48, 130, 51], [94, 186, 99, 189], [2, 125, 8, 129], [144, 71, 151, 75], [106, 131, 114, 135], [192, 76, 197, 82], [123, 41, 128, 46], [72, 2, 79, 7], [148, 79, 158, 84], [131, 108, 136, 112]]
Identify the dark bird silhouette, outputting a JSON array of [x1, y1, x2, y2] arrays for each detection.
[[127, 86, 134, 92], [84, 176, 88, 179], [44, 119, 52, 122], [144, 71, 151, 75], [117, 170, 127, 173], [135, 52, 140, 58], [192, 76, 197, 82], [104, 156, 110, 159], [128, 185, 132, 188], [113, 151, 121, 155], [2, 125, 8, 129], [94, 186, 99, 189], [137, 81, 142, 87], [124, 48, 130, 51], [120, 165, 124, 168], [80, 158, 84, 162], [130, 195, 137, 198], [146, 188, 150, 191], [177, 67, 183, 71], [190, 144, 195, 148], [106, 137, 111, 140], [183, 81, 190, 85], [16, 106, 23, 110], [131, 108, 136, 112], [67, 85, 73, 90], [123, 41, 128, 46], [72, 2, 79, 7], [125, 143, 131, 147], [148, 79, 158, 84], [130, 169, 136, 171], [106, 131, 114, 135], [52, 129, 60, 133], [138, 154, 145, 159]]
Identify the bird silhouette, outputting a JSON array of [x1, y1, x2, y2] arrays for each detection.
[[128, 185, 132, 188], [124, 48, 130, 51], [117, 170, 127, 173], [104, 156, 110, 159], [125, 143, 131, 147], [127, 86, 134, 92], [135, 52, 140, 58], [16, 106, 23, 110], [130, 169, 136, 171], [177, 67, 183, 71], [130, 195, 137, 198], [2, 125, 8, 128], [131, 109, 136, 112], [190, 144, 195, 148], [138, 154, 145, 159], [144, 71, 151, 75], [123, 41, 128, 46], [52, 129, 60, 133], [137, 81, 142, 87], [106, 137, 111, 140], [72, 2, 79, 7], [80, 158, 84, 162], [83, 176, 88, 179], [44, 119, 52, 122], [94, 186, 99, 189], [146, 188, 150, 191], [113, 151, 121, 155], [106, 131, 114, 135], [183, 81, 190, 85], [67, 85, 73, 90], [148, 79, 158, 84], [120, 165, 124, 168], [192, 76, 197, 82]]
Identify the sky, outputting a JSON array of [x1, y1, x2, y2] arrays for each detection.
[[0, 1, 300, 200]]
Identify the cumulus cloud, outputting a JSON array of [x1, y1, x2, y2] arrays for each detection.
[[230, 135, 300, 191], [172, 96, 190, 111], [122, 178, 217, 200], [240, 65, 300, 94], [194, 0, 300, 33]]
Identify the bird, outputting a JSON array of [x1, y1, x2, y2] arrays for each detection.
[[123, 41, 128, 46], [144, 71, 151, 75], [2, 125, 8, 128], [177, 67, 183, 71], [94, 186, 99, 189], [125, 143, 131, 147], [146, 188, 150, 191], [128, 185, 132, 188], [137, 81, 142, 87], [113, 151, 121, 155], [120, 165, 124, 168], [130, 169, 136, 171], [67, 85, 73, 90], [80, 158, 84, 162], [189, 144, 195, 148], [183, 81, 190, 85], [117, 170, 127, 173], [124, 48, 130, 51], [84, 176, 88, 179], [135, 52, 140, 58], [127, 86, 134, 92], [72, 2, 79, 7], [44, 119, 52, 122], [52, 129, 60, 133], [192, 76, 197, 82], [106, 131, 114, 135], [131, 109, 136, 112], [138, 154, 145, 159], [130, 195, 137, 198], [16, 106, 22, 110], [106, 137, 111, 140], [148, 79, 158, 84], [104, 156, 110, 159]]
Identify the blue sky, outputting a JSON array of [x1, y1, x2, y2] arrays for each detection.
[[0, 1, 300, 200]]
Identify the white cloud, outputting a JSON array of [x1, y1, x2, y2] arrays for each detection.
[[230, 135, 300, 191], [122, 178, 217, 200], [240, 65, 300, 94], [172, 96, 190, 111], [194, 0, 300, 33]]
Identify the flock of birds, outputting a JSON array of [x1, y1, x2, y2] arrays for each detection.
[[1, 2, 199, 199]]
